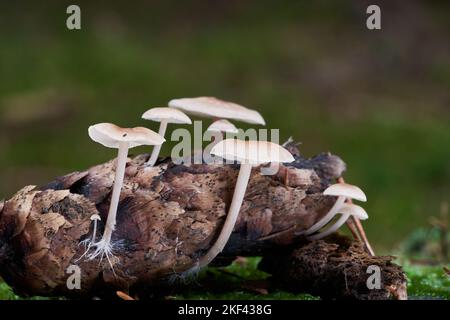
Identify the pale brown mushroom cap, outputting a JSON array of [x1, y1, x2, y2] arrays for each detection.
[[142, 107, 192, 124], [207, 119, 239, 134], [339, 203, 369, 220], [211, 139, 294, 165], [324, 182, 367, 202], [169, 96, 266, 125], [88, 123, 165, 149]]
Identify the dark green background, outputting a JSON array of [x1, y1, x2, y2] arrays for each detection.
[[0, 0, 449, 252]]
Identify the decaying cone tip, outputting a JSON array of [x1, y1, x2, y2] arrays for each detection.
[[260, 234, 407, 300]]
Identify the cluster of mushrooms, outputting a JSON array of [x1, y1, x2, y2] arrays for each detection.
[[82, 97, 370, 272]]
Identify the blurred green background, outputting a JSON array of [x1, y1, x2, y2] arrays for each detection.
[[0, 0, 449, 253]]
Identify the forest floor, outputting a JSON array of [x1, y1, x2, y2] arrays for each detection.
[[0, 257, 448, 300], [1, 228, 449, 301]]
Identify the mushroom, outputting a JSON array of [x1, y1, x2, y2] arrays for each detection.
[[142, 107, 192, 166], [169, 96, 266, 125], [77, 213, 102, 262], [303, 182, 367, 236], [187, 138, 294, 273], [203, 120, 239, 164], [76, 213, 101, 262], [206, 119, 239, 138], [87, 123, 165, 261], [307, 203, 368, 240], [89, 214, 101, 243]]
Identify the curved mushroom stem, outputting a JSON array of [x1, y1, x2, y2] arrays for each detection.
[[92, 219, 98, 242], [307, 213, 350, 240], [147, 120, 168, 166], [100, 141, 129, 246], [190, 163, 252, 272], [345, 216, 361, 241], [350, 214, 375, 256], [338, 177, 375, 256], [303, 196, 346, 235]]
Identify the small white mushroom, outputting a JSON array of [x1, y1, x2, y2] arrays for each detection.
[[142, 107, 192, 166], [169, 96, 266, 125], [90, 214, 101, 243], [204, 120, 239, 164], [188, 139, 294, 273], [308, 203, 368, 240], [87, 123, 165, 262], [303, 182, 367, 236], [77, 214, 102, 262], [205, 119, 239, 151], [207, 119, 238, 137]]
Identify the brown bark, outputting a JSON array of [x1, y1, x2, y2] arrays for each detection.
[[260, 235, 408, 300], [154, 235, 407, 300], [0, 144, 398, 299]]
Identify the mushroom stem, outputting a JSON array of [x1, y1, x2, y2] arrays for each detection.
[[337, 177, 375, 256], [194, 163, 253, 270], [351, 215, 375, 256], [147, 120, 168, 166], [346, 216, 362, 241], [303, 196, 346, 235], [92, 219, 98, 242], [101, 141, 129, 244], [308, 213, 350, 240]]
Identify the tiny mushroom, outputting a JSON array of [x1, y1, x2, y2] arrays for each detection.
[[207, 119, 239, 136], [303, 182, 367, 237], [204, 120, 239, 164], [90, 214, 101, 243], [307, 203, 368, 240], [142, 107, 192, 166], [76, 213, 103, 262], [169, 96, 266, 125], [88, 123, 165, 260], [206, 119, 238, 145], [188, 138, 294, 273]]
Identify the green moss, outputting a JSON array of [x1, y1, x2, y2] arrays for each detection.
[[404, 264, 450, 300], [0, 282, 19, 300], [0, 282, 54, 300]]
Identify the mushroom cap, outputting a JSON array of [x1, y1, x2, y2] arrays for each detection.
[[338, 203, 369, 220], [324, 183, 367, 202], [142, 107, 192, 124], [169, 96, 266, 125], [207, 119, 239, 134], [211, 139, 294, 165], [90, 214, 101, 221], [88, 123, 165, 149]]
